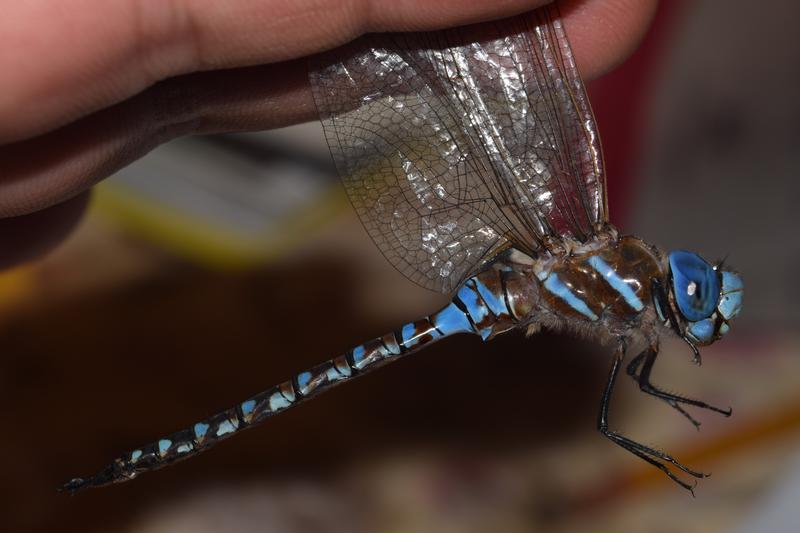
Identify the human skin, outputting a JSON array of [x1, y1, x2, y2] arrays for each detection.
[[0, 0, 657, 267]]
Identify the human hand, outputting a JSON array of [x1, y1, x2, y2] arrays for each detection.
[[0, 0, 657, 267]]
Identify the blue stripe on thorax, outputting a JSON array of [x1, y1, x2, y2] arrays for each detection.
[[543, 273, 599, 321], [587, 255, 644, 311]]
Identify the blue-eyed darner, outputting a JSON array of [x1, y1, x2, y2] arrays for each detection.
[[62, 5, 743, 495]]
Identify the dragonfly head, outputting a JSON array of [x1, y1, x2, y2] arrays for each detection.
[[658, 250, 743, 346]]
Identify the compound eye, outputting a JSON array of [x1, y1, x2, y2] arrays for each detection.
[[669, 250, 721, 322], [718, 271, 744, 321], [687, 318, 715, 344]]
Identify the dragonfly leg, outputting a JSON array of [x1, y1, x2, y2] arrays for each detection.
[[626, 349, 701, 429], [628, 346, 732, 430], [599, 342, 706, 494]]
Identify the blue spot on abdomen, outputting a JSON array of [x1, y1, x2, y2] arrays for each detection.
[[432, 303, 474, 335]]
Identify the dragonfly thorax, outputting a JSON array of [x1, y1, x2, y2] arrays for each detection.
[[528, 236, 665, 335]]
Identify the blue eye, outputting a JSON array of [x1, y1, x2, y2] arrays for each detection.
[[718, 271, 743, 321], [669, 250, 721, 322], [687, 318, 715, 343]]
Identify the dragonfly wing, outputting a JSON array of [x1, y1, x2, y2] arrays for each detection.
[[309, 6, 606, 293]]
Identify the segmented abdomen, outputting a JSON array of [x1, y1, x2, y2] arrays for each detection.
[[62, 266, 532, 492]]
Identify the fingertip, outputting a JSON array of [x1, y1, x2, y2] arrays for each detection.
[[561, 0, 660, 80]]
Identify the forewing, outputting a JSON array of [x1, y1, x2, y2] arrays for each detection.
[[309, 6, 606, 293]]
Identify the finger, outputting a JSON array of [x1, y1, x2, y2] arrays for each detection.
[[0, 192, 89, 269], [1, 0, 553, 144], [0, 61, 313, 218], [562, 0, 659, 78], [1, 0, 656, 144], [0, 0, 657, 218]]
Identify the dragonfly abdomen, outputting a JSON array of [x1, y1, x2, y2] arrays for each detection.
[[61, 266, 530, 492]]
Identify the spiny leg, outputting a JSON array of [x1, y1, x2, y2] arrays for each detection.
[[627, 346, 732, 430], [626, 350, 702, 429], [599, 343, 707, 494]]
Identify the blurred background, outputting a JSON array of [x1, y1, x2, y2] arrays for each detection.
[[1, 0, 798, 531]]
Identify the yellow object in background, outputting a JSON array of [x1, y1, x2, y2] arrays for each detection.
[[94, 182, 344, 270], [0, 266, 36, 312], [94, 127, 345, 270]]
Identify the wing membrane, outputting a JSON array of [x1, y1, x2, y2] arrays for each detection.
[[309, 6, 605, 293]]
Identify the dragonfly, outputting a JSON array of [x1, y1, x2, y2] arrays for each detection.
[[62, 4, 743, 495]]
